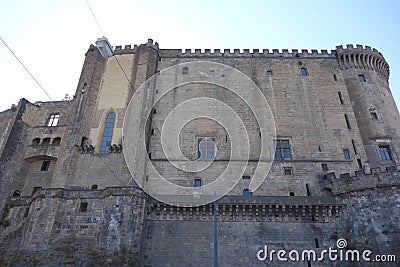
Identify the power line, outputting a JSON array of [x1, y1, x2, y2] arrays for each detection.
[[85, 0, 105, 36]]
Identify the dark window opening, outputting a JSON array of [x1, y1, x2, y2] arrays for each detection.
[[12, 190, 21, 197], [321, 163, 328, 172], [32, 138, 40, 146], [351, 139, 358, 155], [194, 179, 202, 187], [151, 129, 154, 135], [318, 146, 322, 152], [315, 238, 319, 248], [301, 68, 308, 76], [31, 187, 42, 196], [338, 91, 343, 105], [343, 149, 351, 160], [344, 114, 351, 129], [378, 145, 393, 161], [53, 137, 61, 146], [333, 74, 337, 81], [41, 160, 50, 171], [148, 153, 152, 159], [153, 109, 157, 114], [289, 192, 295, 196], [358, 74, 366, 82], [242, 176, 251, 180], [91, 185, 98, 190], [42, 138, 51, 146], [357, 159, 363, 169], [306, 184, 311, 196], [79, 202, 88, 212], [370, 112, 378, 120], [24, 207, 30, 217], [284, 168, 292, 175], [243, 189, 252, 196], [266, 70, 273, 76], [275, 139, 292, 160]]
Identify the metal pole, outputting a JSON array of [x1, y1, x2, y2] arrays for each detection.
[[214, 191, 218, 267]]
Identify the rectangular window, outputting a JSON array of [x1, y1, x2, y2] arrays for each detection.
[[275, 139, 292, 160], [47, 114, 60, 127], [79, 202, 88, 212], [242, 175, 251, 180], [344, 114, 351, 129], [284, 168, 292, 175], [40, 160, 50, 171], [194, 179, 202, 187], [343, 149, 351, 160], [370, 112, 378, 120], [321, 163, 328, 171], [198, 137, 216, 160], [378, 145, 393, 160], [358, 74, 366, 82], [333, 74, 337, 81]]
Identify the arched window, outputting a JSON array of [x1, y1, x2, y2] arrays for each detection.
[[12, 190, 21, 197], [32, 138, 40, 146], [52, 137, 61, 146], [100, 112, 116, 154], [266, 70, 273, 76], [300, 68, 308, 76], [42, 138, 51, 146]]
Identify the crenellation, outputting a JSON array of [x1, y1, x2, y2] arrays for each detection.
[[157, 46, 341, 58]]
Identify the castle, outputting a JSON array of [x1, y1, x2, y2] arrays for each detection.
[[0, 39, 399, 266]]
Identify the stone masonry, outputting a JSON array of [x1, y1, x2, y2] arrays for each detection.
[[0, 40, 399, 266]]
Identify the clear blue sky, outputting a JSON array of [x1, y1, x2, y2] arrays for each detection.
[[1, 0, 399, 111]]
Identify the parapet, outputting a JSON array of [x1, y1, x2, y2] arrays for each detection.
[[158, 48, 336, 58], [335, 44, 389, 81], [97, 40, 390, 81], [320, 165, 400, 195], [113, 38, 159, 55]]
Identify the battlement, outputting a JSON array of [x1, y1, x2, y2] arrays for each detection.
[[321, 165, 400, 195], [113, 38, 159, 54], [158, 48, 337, 58], [336, 44, 389, 80], [101, 41, 390, 81]]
